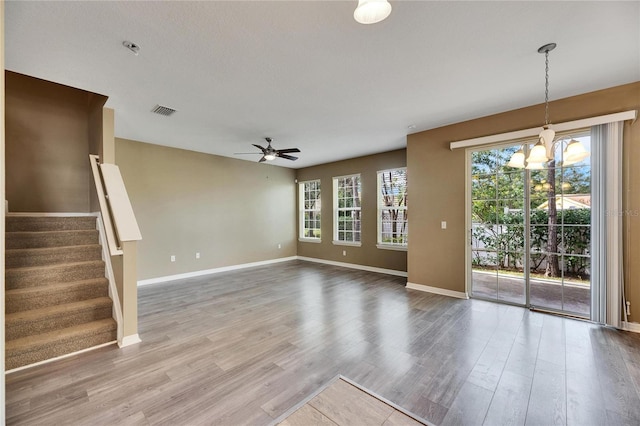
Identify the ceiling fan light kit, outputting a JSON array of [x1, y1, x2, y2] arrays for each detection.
[[354, 0, 392, 24], [508, 42, 590, 169]]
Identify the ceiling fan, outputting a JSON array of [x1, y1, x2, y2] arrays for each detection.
[[235, 137, 301, 162]]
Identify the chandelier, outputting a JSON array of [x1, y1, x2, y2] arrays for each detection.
[[508, 43, 590, 169]]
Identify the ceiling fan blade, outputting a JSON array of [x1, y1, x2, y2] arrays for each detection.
[[258, 156, 267, 163], [276, 148, 301, 154], [278, 154, 298, 161], [252, 144, 267, 153], [234, 152, 262, 155]]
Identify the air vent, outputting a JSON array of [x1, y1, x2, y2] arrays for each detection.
[[151, 105, 176, 116]]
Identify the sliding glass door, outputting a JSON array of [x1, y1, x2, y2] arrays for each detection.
[[468, 135, 592, 318], [470, 146, 527, 305]]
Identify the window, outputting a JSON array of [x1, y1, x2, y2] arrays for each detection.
[[333, 174, 362, 246], [377, 168, 407, 249], [299, 180, 321, 242]]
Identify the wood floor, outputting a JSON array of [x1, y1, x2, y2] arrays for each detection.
[[6, 260, 640, 425], [276, 377, 427, 425]]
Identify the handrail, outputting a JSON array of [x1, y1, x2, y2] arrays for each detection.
[[89, 154, 122, 255], [99, 163, 142, 243]]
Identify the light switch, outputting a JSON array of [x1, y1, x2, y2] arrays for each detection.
[[441, 221, 447, 229]]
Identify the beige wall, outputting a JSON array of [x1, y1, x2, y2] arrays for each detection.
[[88, 94, 107, 213], [115, 138, 297, 281], [5, 71, 94, 213], [407, 82, 640, 321], [295, 149, 407, 272]]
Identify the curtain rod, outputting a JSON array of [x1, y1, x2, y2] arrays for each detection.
[[449, 110, 637, 150]]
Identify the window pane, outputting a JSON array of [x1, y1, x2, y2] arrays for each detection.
[[335, 175, 361, 242], [301, 180, 321, 239], [378, 169, 407, 245]]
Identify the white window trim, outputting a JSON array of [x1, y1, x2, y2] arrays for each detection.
[[299, 237, 322, 243], [332, 240, 362, 247], [377, 167, 408, 250], [333, 174, 362, 247], [376, 243, 407, 251], [298, 179, 321, 242]]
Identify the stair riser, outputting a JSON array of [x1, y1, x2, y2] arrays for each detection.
[[6, 231, 99, 249], [6, 262, 106, 290], [6, 216, 97, 232], [6, 327, 116, 370], [6, 281, 109, 314], [6, 305, 113, 340], [6, 246, 103, 268]]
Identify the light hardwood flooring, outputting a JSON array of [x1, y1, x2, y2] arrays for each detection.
[[277, 377, 427, 426], [6, 260, 640, 425]]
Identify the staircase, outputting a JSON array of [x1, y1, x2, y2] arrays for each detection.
[[5, 215, 117, 370]]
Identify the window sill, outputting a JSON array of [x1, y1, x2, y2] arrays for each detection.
[[299, 238, 322, 244], [332, 240, 362, 247], [376, 244, 408, 252]]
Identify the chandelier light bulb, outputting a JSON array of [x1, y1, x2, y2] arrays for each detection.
[[507, 147, 526, 168], [563, 139, 590, 166], [526, 162, 544, 170], [354, 0, 392, 24], [527, 141, 549, 164]]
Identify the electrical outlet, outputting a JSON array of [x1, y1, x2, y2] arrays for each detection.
[[278, 244, 281, 249], [170, 255, 176, 262], [196, 252, 200, 259], [441, 221, 447, 229], [342, 250, 347, 256]]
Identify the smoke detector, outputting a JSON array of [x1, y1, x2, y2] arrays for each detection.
[[123, 41, 140, 56]]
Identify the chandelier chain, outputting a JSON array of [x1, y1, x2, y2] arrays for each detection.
[[544, 50, 550, 126]]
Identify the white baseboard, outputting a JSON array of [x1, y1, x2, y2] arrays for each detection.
[[138, 255, 407, 286], [119, 334, 142, 348], [406, 282, 469, 299], [137, 256, 298, 286], [622, 322, 640, 333], [297, 256, 407, 278]]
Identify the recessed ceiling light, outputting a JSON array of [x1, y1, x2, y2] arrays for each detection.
[[123, 40, 140, 56]]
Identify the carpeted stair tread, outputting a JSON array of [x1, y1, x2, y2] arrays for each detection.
[[6, 260, 106, 290], [5, 318, 117, 370], [6, 216, 96, 232], [6, 297, 113, 340], [6, 278, 109, 313], [6, 244, 102, 268], [5, 214, 116, 370], [6, 229, 99, 249]]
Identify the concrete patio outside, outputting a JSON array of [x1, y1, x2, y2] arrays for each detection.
[[471, 270, 590, 317]]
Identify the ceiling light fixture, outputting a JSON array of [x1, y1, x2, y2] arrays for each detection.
[[508, 43, 590, 169], [354, 0, 392, 24]]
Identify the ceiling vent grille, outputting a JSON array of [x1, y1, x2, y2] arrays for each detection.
[[151, 105, 176, 116]]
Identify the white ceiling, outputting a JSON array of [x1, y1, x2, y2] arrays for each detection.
[[5, 1, 640, 169]]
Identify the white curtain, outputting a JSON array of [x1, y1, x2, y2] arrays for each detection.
[[590, 121, 625, 327]]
